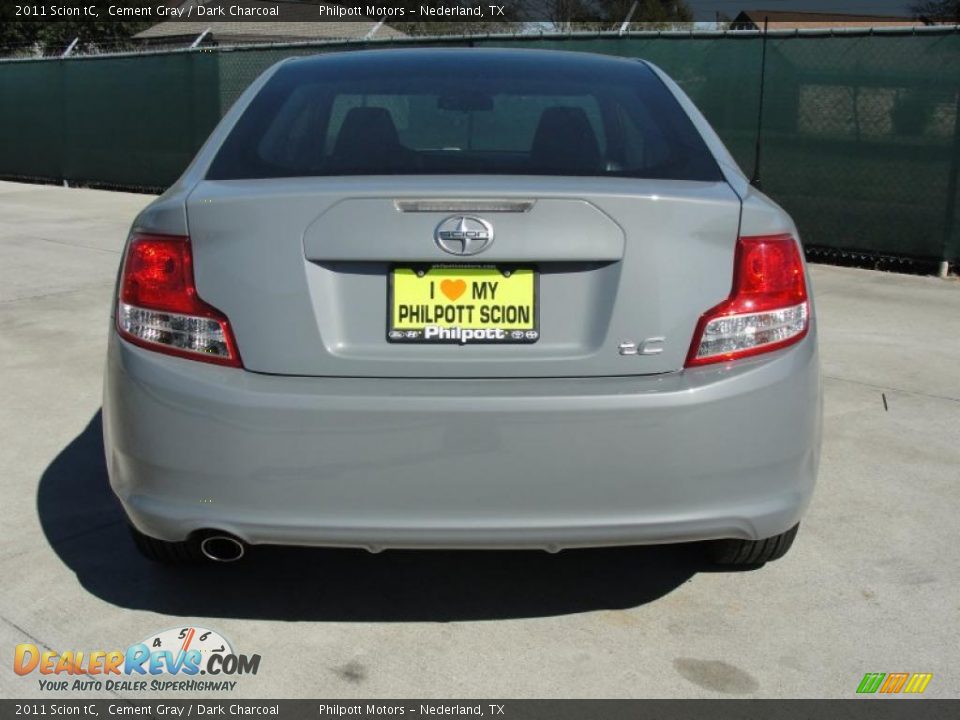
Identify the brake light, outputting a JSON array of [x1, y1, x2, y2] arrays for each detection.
[[686, 233, 809, 367], [116, 233, 241, 367]]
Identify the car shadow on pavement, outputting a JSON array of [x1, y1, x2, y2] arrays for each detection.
[[39, 412, 715, 622]]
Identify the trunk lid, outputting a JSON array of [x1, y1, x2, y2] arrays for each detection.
[[186, 176, 741, 378]]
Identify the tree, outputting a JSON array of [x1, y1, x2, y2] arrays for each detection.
[[714, 11, 734, 30], [389, 0, 525, 36], [910, 0, 960, 23], [383, 0, 694, 35], [532, 0, 693, 32], [0, 4, 42, 55], [0, 0, 154, 56], [535, 0, 602, 31]]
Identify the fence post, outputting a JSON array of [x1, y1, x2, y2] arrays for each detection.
[[190, 28, 212, 49], [57, 56, 67, 187], [940, 87, 960, 278], [61, 37, 79, 58], [365, 19, 386, 40], [750, 18, 769, 189], [618, 2, 638, 35], [58, 39, 77, 186]]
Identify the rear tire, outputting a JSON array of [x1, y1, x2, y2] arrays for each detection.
[[708, 524, 799, 566], [129, 525, 204, 565]]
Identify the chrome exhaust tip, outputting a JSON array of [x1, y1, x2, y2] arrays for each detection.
[[199, 534, 246, 563]]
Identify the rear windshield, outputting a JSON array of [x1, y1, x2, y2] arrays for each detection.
[[207, 52, 722, 182]]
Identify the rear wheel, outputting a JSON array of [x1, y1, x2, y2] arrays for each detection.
[[708, 524, 799, 566], [129, 525, 204, 565]]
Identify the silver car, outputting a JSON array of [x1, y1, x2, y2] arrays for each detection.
[[103, 49, 821, 566]]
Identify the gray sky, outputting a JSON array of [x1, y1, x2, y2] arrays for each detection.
[[685, 0, 921, 20]]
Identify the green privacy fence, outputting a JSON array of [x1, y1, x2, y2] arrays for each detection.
[[0, 51, 220, 188], [1, 28, 958, 264]]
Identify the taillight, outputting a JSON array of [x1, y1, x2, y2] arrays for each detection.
[[686, 233, 809, 367], [116, 233, 241, 367]]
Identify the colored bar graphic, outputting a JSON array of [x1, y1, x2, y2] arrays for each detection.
[[879, 673, 910, 693], [857, 672, 933, 694], [857, 673, 886, 694], [903, 673, 933, 694]]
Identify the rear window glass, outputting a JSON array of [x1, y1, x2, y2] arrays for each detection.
[[207, 52, 722, 182]]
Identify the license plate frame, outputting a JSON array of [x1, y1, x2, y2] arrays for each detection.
[[387, 264, 539, 344]]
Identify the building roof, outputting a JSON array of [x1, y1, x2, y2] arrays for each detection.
[[134, 1, 405, 43], [731, 10, 929, 30]]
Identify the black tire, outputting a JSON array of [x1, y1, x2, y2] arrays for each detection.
[[708, 524, 799, 566], [129, 524, 204, 565]]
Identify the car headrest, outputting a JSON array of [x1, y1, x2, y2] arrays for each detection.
[[530, 107, 602, 174], [331, 107, 402, 159]]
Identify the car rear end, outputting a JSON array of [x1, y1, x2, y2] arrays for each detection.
[[103, 49, 820, 562]]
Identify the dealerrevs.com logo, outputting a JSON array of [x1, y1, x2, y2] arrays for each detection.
[[14, 627, 260, 693]]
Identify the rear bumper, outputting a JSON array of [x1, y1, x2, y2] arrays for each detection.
[[103, 331, 821, 551]]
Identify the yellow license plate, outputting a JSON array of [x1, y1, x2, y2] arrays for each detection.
[[388, 265, 539, 344]]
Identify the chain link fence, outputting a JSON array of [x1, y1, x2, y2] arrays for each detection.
[[0, 28, 958, 266]]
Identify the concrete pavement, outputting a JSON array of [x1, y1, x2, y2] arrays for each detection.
[[0, 180, 957, 699]]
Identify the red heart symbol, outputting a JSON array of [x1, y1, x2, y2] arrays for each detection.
[[441, 279, 467, 302]]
